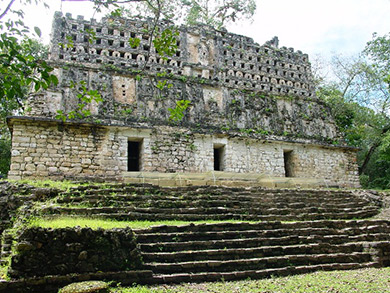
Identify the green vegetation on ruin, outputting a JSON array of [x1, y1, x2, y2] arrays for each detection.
[[7, 179, 96, 191], [28, 216, 259, 230]]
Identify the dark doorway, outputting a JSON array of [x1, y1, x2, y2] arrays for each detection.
[[283, 150, 293, 177], [128, 141, 141, 171], [214, 145, 225, 171]]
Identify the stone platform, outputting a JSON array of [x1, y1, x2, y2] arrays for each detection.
[[123, 171, 327, 188]]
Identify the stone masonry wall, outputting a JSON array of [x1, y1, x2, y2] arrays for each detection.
[[11, 13, 360, 186], [25, 12, 341, 144], [49, 12, 314, 98], [9, 119, 110, 179], [8, 119, 360, 187], [8, 227, 142, 278]]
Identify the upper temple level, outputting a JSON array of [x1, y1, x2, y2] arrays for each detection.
[[49, 12, 315, 98], [24, 12, 342, 144]]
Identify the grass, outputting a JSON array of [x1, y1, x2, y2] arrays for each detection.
[[7, 179, 94, 191], [28, 216, 259, 230], [0, 264, 9, 280], [111, 267, 390, 292]]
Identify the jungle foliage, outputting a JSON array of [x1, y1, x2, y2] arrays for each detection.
[[318, 32, 390, 189]]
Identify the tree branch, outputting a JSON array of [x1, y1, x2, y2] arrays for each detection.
[[0, 0, 16, 20]]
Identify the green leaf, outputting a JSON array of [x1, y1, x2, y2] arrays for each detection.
[[50, 74, 58, 86], [34, 26, 42, 38], [128, 37, 140, 49]]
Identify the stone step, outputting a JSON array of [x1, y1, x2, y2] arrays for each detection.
[[1, 243, 12, 251], [150, 262, 379, 284], [1, 238, 13, 245], [144, 252, 373, 274], [0, 259, 9, 266], [45, 205, 376, 216], [41, 205, 379, 221], [57, 191, 365, 203], [138, 233, 390, 252], [59, 186, 361, 195], [64, 185, 360, 197], [1, 251, 11, 258], [59, 186, 362, 199], [47, 208, 378, 221], [134, 220, 390, 234], [56, 196, 372, 210], [136, 225, 390, 243], [141, 242, 367, 263]]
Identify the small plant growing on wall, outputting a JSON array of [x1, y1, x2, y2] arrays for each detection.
[[168, 100, 191, 121], [153, 28, 179, 60], [56, 80, 103, 121]]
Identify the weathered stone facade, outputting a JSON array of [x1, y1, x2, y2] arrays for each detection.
[[7, 12, 360, 187], [9, 227, 142, 278]]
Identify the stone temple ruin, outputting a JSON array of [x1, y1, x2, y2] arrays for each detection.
[[7, 12, 360, 187], [3, 13, 390, 292]]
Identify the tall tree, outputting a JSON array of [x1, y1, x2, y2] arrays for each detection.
[[0, 0, 58, 132], [358, 33, 390, 176], [318, 33, 390, 188], [100, 0, 256, 29]]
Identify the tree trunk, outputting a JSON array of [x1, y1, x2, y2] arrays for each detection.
[[359, 140, 381, 175], [359, 125, 390, 175]]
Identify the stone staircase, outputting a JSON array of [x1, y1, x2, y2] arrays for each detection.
[[0, 229, 13, 265], [135, 220, 390, 283], [1, 182, 389, 291], [33, 184, 389, 285], [43, 185, 380, 221]]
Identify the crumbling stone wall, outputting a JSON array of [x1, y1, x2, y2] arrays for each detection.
[[9, 227, 142, 278], [49, 12, 314, 97], [26, 12, 340, 142]]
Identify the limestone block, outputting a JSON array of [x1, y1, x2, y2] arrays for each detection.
[[81, 158, 92, 164], [10, 163, 20, 171], [36, 164, 46, 172], [59, 167, 70, 172], [12, 150, 20, 156], [25, 164, 36, 171], [112, 75, 136, 104], [48, 167, 58, 173], [69, 167, 82, 175]]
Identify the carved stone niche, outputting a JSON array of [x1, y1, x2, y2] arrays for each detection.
[[203, 86, 223, 111], [112, 75, 136, 104], [187, 33, 214, 66]]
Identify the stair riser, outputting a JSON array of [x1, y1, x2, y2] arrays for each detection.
[[55, 203, 373, 215], [57, 195, 368, 205], [41, 209, 379, 222], [139, 233, 390, 252], [145, 253, 373, 274], [150, 262, 379, 284], [136, 226, 390, 243], [142, 244, 366, 262], [136, 220, 390, 233]]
